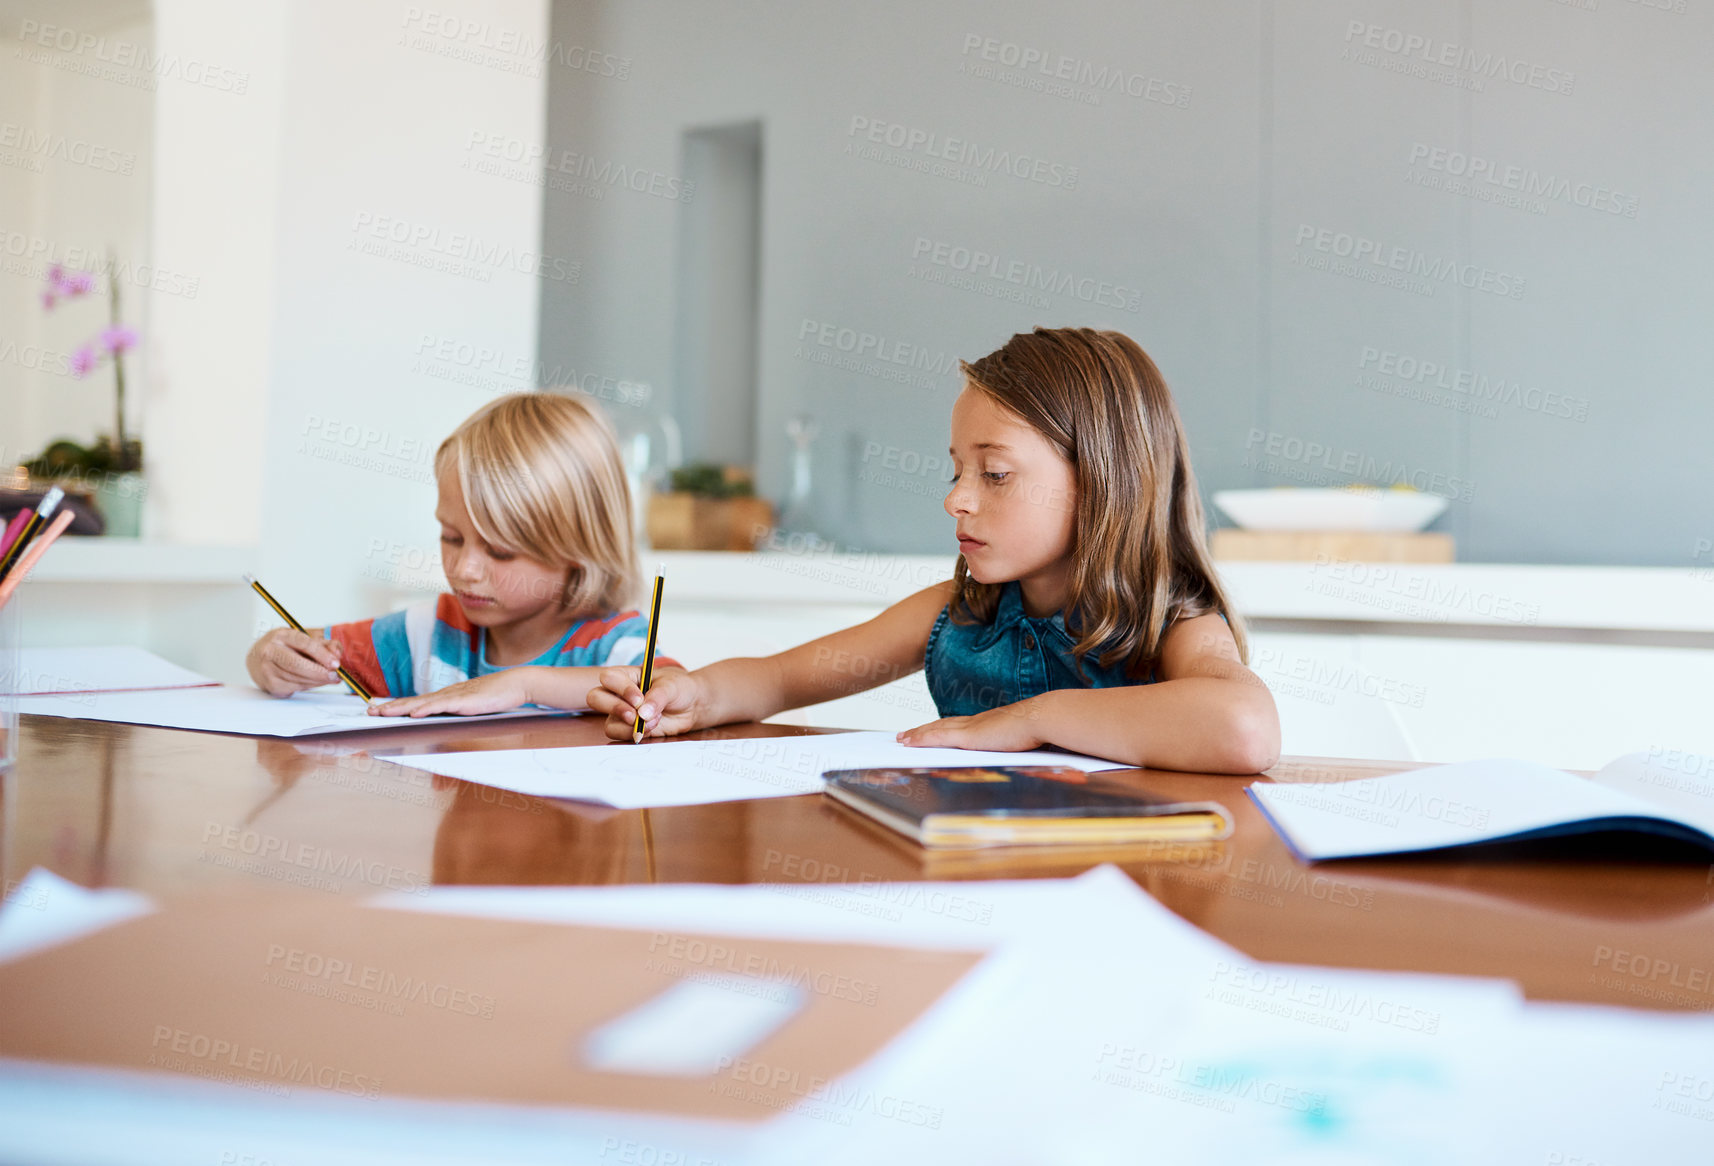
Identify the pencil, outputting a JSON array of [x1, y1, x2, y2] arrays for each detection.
[[0, 508, 74, 610], [0, 510, 31, 563], [242, 573, 374, 701], [0, 486, 64, 583], [632, 565, 664, 744]]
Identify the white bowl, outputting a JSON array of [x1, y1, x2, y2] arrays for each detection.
[[1212, 488, 1448, 533]]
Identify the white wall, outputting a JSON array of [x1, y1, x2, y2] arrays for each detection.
[[143, 0, 287, 545], [0, 7, 155, 469], [256, 0, 550, 627], [96, 0, 548, 627], [0, 31, 43, 455], [10, 0, 554, 678], [11, 0, 551, 624]]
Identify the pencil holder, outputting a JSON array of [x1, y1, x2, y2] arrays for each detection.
[[0, 597, 18, 775]]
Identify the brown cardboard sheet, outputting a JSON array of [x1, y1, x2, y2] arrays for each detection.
[[0, 896, 983, 1121]]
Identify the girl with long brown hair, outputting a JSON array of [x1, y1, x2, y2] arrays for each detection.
[[591, 327, 1279, 773]]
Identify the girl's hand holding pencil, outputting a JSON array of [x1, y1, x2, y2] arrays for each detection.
[[590, 666, 701, 742]]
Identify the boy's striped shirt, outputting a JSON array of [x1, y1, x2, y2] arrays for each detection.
[[325, 594, 675, 699]]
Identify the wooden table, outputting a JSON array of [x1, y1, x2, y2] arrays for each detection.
[[8, 713, 1713, 1013]]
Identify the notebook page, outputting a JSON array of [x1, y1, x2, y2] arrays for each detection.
[[1586, 750, 1714, 836], [1250, 758, 1678, 860]]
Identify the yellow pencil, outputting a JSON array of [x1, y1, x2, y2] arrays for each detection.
[[632, 565, 665, 744], [243, 573, 374, 701]]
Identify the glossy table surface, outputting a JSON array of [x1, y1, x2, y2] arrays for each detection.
[[6, 712, 1713, 1012]]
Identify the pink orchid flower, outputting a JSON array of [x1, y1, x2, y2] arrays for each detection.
[[69, 344, 98, 378], [42, 264, 95, 307], [100, 325, 139, 354]]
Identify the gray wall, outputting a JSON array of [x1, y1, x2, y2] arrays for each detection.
[[539, 0, 1714, 565]]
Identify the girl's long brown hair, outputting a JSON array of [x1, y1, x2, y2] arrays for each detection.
[[950, 327, 1248, 675]]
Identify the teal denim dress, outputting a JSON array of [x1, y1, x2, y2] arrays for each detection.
[[923, 582, 1147, 717]]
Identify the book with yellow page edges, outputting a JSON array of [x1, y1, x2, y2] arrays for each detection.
[[821, 765, 1233, 849]]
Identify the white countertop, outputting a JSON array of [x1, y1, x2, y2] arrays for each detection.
[[21, 538, 257, 585], [1218, 561, 1713, 633], [658, 551, 1714, 634]]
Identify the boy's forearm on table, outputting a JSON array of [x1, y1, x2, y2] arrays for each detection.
[[521, 665, 603, 709]]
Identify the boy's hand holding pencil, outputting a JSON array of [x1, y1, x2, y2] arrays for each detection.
[[243, 573, 374, 701], [246, 628, 347, 698]]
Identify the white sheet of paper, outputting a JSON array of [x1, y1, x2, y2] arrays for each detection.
[[14, 685, 575, 737], [9, 646, 215, 697], [971, 951, 1524, 1166], [381, 729, 1129, 808], [1249, 757, 1704, 860], [0, 869, 154, 963], [376, 863, 1234, 964], [1488, 1000, 1714, 1166]]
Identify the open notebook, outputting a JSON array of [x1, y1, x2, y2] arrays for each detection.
[[1250, 750, 1714, 861]]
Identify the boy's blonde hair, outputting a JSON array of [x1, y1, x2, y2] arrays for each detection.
[[435, 392, 639, 615], [952, 327, 1247, 675]]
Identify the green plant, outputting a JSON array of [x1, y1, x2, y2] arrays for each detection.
[[668, 463, 755, 499], [23, 436, 140, 479]]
